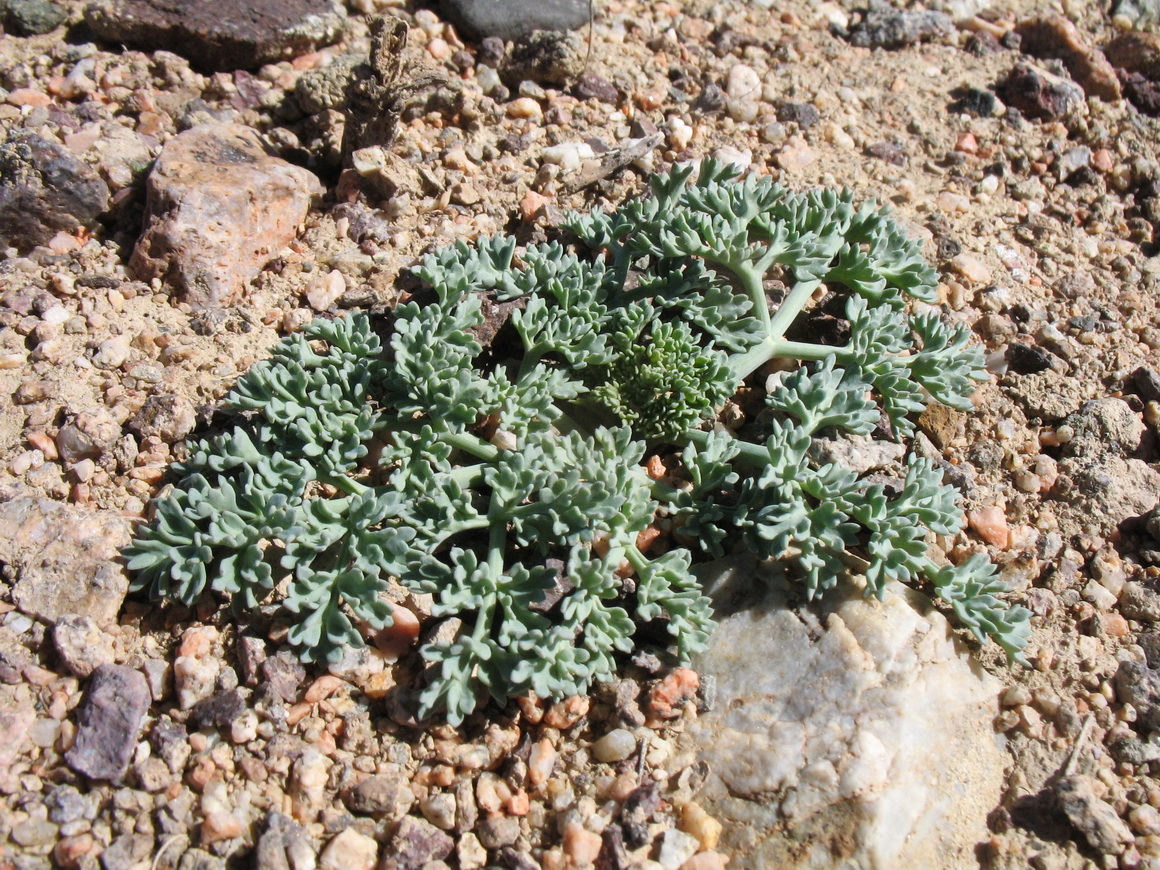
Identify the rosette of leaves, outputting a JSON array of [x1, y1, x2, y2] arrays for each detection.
[[127, 159, 1030, 725]]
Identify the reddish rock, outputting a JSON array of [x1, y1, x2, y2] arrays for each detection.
[[85, 0, 346, 73], [1015, 16, 1121, 101], [131, 124, 321, 310]]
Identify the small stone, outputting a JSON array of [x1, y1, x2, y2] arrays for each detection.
[[562, 822, 602, 866], [192, 688, 249, 729], [968, 506, 1009, 548], [260, 652, 306, 702], [679, 853, 729, 870], [1132, 805, 1160, 837], [343, 773, 415, 818], [386, 815, 454, 870], [647, 668, 700, 719], [256, 813, 316, 870], [657, 828, 700, 869], [201, 811, 243, 845], [101, 834, 153, 870], [456, 833, 487, 870], [65, 664, 151, 781], [319, 828, 378, 870], [85, 0, 346, 72], [1053, 774, 1134, 855], [574, 73, 618, 103], [131, 123, 321, 310], [1116, 661, 1160, 732], [52, 614, 116, 678], [305, 269, 346, 311], [477, 816, 521, 849], [593, 728, 637, 763], [11, 818, 58, 847], [679, 802, 723, 851], [776, 137, 815, 173], [949, 253, 991, 284], [506, 97, 543, 121], [4, 0, 67, 34], [420, 792, 457, 830], [777, 102, 820, 128], [503, 30, 585, 87], [527, 738, 557, 786]]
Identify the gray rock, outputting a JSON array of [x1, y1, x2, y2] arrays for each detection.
[[0, 130, 110, 251], [3, 0, 67, 34], [237, 636, 268, 686], [1116, 660, 1160, 732], [476, 816, 520, 849], [46, 785, 93, 824], [1061, 398, 1145, 457], [685, 566, 1006, 869], [100, 833, 154, 870], [178, 849, 225, 870], [85, 0, 346, 73], [845, 7, 952, 49], [438, 0, 591, 40], [66, 664, 151, 781], [150, 717, 191, 773], [255, 812, 317, 870], [130, 123, 321, 310], [342, 773, 415, 818], [1121, 583, 1160, 623], [55, 409, 121, 464], [385, 816, 454, 870], [1052, 455, 1160, 538], [52, 614, 117, 677], [1053, 774, 1134, 855], [1, 497, 133, 627], [808, 437, 905, 474]]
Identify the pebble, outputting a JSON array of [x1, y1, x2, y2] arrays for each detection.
[[305, 269, 346, 311], [1053, 774, 1134, 855], [477, 816, 521, 849], [420, 792, 457, 830], [389, 815, 454, 868], [1132, 805, 1160, 837], [562, 822, 602, 865], [11, 818, 59, 847], [679, 802, 722, 850], [657, 828, 700, 869], [457, 833, 487, 870], [52, 615, 116, 678], [949, 252, 992, 284], [1000, 62, 1085, 120], [593, 729, 637, 763], [319, 828, 378, 870], [776, 137, 815, 173], [439, 0, 591, 41], [846, 7, 953, 48], [507, 97, 543, 121], [528, 738, 557, 787]]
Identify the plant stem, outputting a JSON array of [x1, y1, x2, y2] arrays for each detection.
[[321, 475, 368, 496], [683, 428, 770, 467]]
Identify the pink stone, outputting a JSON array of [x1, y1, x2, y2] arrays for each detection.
[[968, 505, 1009, 549]]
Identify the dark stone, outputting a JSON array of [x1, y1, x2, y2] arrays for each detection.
[[388, 816, 453, 869], [1115, 660, 1160, 730], [845, 7, 952, 50], [1141, 631, 1160, 668], [596, 825, 628, 870], [65, 665, 151, 781], [999, 62, 1084, 120], [864, 141, 907, 165], [149, 717, 191, 773], [260, 652, 305, 703], [1120, 583, 1160, 623], [438, 0, 590, 41], [191, 688, 248, 729], [0, 131, 110, 251], [950, 86, 998, 118], [1121, 70, 1160, 118], [101, 833, 154, 870], [574, 72, 619, 103], [84, 0, 347, 73], [620, 784, 660, 847], [964, 30, 1002, 56], [498, 848, 539, 870], [1136, 366, 1160, 403], [3, 0, 66, 34], [502, 29, 584, 86], [1005, 343, 1054, 374], [776, 101, 820, 128], [692, 81, 726, 114], [478, 35, 504, 64]]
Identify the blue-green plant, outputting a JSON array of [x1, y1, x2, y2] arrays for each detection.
[[126, 161, 1030, 724]]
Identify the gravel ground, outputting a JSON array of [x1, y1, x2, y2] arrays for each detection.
[[3, 0, 1160, 868]]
